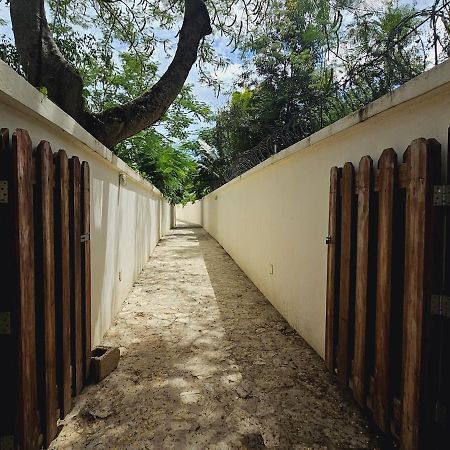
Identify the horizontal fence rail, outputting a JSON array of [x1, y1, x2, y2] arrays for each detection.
[[0, 128, 92, 449], [325, 136, 450, 449]]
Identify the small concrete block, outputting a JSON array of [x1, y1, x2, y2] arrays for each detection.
[[91, 346, 120, 383]]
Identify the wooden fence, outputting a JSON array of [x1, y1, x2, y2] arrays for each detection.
[[325, 137, 449, 449], [0, 128, 92, 449]]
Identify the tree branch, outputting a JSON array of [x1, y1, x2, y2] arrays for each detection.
[[90, 0, 212, 148], [10, 0, 212, 149]]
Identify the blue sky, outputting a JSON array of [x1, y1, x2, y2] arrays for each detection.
[[0, 0, 242, 137], [0, 0, 440, 138]]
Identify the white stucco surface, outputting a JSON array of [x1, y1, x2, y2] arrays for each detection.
[[0, 60, 172, 345], [195, 60, 450, 357], [176, 202, 203, 226]]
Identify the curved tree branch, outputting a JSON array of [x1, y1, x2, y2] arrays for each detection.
[[9, 0, 212, 149], [90, 0, 212, 147]]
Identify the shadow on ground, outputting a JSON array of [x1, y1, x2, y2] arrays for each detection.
[[50, 228, 377, 450]]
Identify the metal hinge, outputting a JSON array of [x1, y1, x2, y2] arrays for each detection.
[[435, 401, 447, 425], [0, 312, 11, 335], [430, 295, 450, 318], [0, 435, 14, 450], [433, 185, 450, 206], [81, 233, 90, 243], [0, 180, 7, 204]]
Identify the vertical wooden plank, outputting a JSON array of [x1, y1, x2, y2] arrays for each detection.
[[81, 161, 92, 383], [401, 138, 441, 449], [437, 130, 450, 448], [34, 141, 58, 447], [325, 167, 341, 372], [69, 156, 83, 395], [0, 129, 17, 445], [12, 129, 40, 449], [353, 156, 373, 406], [337, 162, 355, 386], [373, 148, 397, 433], [54, 150, 72, 418]]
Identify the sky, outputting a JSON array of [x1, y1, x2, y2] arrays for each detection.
[[0, 0, 244, 138], [0, 0, 441, 139]]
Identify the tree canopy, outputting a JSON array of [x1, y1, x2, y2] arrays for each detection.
[[1, 0, 449, 200], [196, 0, 450, 187], [1, 0, 271, 147]]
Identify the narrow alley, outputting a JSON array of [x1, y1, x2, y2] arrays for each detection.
[[50, 227, 375, 449]]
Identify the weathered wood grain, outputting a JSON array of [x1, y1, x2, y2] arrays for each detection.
[[69, 156, 83, 395], [54, 150, 72, 418], [12, 129, 41, 449], [352, 155, 373, 407], [373, 148, 397, 433], [337, 162, 355, 387], [34, 141, 58, 447], [401, 139, 441, 449], [81, 161, 92, 383], [325, 166, 341, 372]]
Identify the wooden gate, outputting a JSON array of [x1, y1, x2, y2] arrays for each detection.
[[0, 128, 92, 449], [325, 137, 450, 449]]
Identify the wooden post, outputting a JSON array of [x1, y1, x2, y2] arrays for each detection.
[[54, 150, 72, 418], [81, 161, 92, 383], [34, 141, 58, 446], [401, 139, 441, 449], [352, 156, 373, 406], [69, 156, 83, 395], [325, 167, 341, 372], [373, 148, 397, 432], [0, 129, 15, 446], [11, 129, 40, 449], [337, 162, 355, 387]]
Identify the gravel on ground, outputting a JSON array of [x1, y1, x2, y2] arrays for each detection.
[[50, 227, 377, 450]]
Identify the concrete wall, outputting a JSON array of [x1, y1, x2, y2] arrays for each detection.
[[198, 60, 450, 357], [0, 60, 172, 346], [176, 202, 203, 226]]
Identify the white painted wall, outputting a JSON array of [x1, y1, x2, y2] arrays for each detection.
[[197, 60, 450, 358], [0, 60, 172, 346], [176, 202, 203, 226]]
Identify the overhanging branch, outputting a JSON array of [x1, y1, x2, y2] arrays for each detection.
[[87, 0, 212, 148], [9, 0, 212, 149]]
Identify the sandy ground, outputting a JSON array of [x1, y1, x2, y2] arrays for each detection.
[[50, 227, 377, 450]]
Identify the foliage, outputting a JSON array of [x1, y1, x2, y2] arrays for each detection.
[[0, 9, 212, 203], [45, 0, 273, 90], [203, 0, 439, 164], [115, 130, 199, 204], [2, 0, 449, 198], [0, 33, 22, 73]]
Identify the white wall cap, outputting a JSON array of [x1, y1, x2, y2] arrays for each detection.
[[0, 59, 164, 197], [206, 58, 450, 197]]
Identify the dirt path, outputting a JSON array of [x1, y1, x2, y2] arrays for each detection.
[[50, 228, 376, 449]]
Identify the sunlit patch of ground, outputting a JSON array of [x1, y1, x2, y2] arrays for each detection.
[[50, 228, 376, 449]]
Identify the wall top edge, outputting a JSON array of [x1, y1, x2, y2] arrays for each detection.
[[205, 58, 450, 198], [0, 59, 164, 198]]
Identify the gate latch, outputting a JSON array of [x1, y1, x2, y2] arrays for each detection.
[[431, 295, 450, 318], [433, 185, 450, 206]]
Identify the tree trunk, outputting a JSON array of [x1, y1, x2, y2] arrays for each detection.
[[9, 0, 212, 149], [10, 0, 85, 120]]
